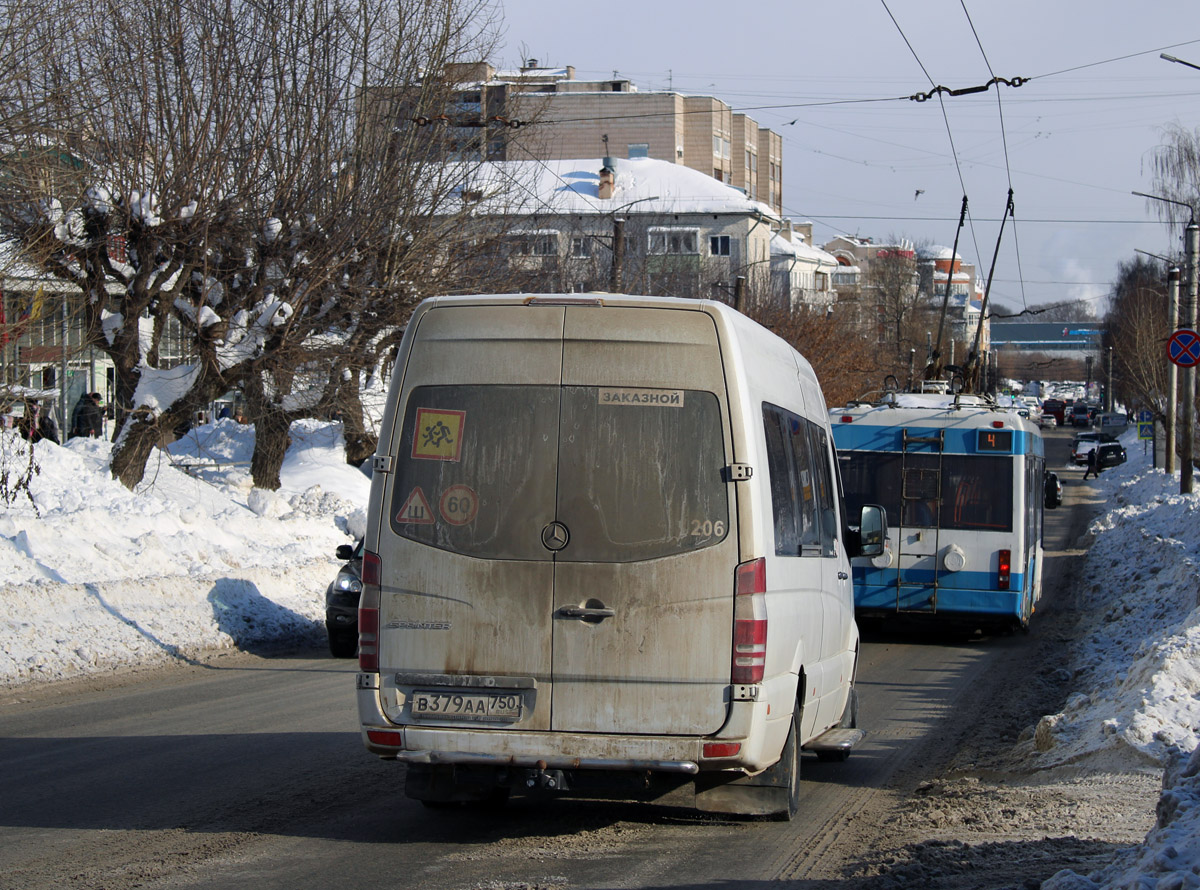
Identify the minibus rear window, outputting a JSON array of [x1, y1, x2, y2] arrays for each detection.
[[390, 385, 729, 561], [556, 386, 729, 562]]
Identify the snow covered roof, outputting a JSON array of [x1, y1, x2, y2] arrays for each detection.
[[464, 157, 779, 221], [918, 244, 960, 261], [770, 231, 839, 268]]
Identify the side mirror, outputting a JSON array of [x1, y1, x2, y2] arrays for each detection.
[[854, 504, 887, 558], [335, 544, 355, 560]]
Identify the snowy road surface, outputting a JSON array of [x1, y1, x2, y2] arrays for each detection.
[[0, 419, 1197, 889]]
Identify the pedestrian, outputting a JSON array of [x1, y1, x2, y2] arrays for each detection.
[[1082, 447, 1098, 480], [37, 402, 60, 445], [70, 392, 105, 438]]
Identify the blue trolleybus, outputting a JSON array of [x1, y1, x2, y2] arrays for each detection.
[[831, 392, 1046, 632]]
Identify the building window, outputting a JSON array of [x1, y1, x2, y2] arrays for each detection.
[[648, 228, 699, 255], [627, 143, 649, 158], [710, 235, 731, 256], [714, 167, 723, 181], [570, 236, 594, 258], [713, 135, 722, 157], [507, 232, 559, 256]]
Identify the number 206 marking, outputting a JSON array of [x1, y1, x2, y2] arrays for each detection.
[[690, 519, 726, 537]]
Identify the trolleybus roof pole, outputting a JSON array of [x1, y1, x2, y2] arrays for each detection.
[[926, 195, 968, 383], [965, 189, 1014, 394]]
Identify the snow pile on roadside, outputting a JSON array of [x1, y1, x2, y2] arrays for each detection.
[[1031, 458, 1200, 771], [0, 418, 369, 687], [1032, 433, 1200, 890]]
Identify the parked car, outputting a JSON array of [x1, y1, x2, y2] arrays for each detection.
[[325, 539, 363, 658], [1070, 431, 1116, 464], [1096, 441, 1127, 470], [1042, 399, 1066, 426], [1044, 471, 1063, 508]]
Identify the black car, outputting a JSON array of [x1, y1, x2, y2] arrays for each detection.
[[1071, 431, 1117, 464], [325, 539, 363, 658], [1096, 441, 1127, 470]]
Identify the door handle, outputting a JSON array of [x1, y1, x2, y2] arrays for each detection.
[[557, 605, 616, 621]]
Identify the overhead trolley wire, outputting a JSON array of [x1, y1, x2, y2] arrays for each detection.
[[959, 0, 1029, 311], [879, 0, 987, 296]]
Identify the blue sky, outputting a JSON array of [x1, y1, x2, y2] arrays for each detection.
[[494, 0, 1200, 314]]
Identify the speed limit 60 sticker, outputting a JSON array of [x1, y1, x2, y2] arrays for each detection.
[[440, 485, 479, 526]]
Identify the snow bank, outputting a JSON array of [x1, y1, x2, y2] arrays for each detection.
[[0, 418, 369, 686], [1032, 433, 1200, 890]]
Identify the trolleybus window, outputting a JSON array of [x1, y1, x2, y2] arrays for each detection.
[[840, 452, 1014, 533]]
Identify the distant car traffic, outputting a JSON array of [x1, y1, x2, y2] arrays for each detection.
[[1042, 399, 1066, 426], [325, 539, 362, 658], [1070, 403, 1093, 427]]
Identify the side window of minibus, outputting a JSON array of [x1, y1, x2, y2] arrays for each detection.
[[806, 420, 839, 557], [762, 407, 801, 555], [786, 414, 821, 554]]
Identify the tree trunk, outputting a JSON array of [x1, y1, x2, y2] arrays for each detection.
[[339, 389, 376, 467], [109, 413, 163, 489], [249, 405, 291, 491]]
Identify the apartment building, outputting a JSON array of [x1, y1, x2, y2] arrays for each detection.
[[427, 62, 784, 217], [452, 156, 779, 301]]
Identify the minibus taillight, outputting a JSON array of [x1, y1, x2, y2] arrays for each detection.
[[359, 549, 382, 672], [732, 558, 767, 684], [997, 549, 1011, 591]]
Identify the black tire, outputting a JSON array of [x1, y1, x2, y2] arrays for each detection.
[[328, 630, 357, 659], [770, 711, 802, 821]]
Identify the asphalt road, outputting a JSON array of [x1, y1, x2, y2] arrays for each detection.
[[0, 427, 1088, 890]]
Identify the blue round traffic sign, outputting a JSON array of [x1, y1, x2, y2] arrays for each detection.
[[1167, 328, 1200, 368]]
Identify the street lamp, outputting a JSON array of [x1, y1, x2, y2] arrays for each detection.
[[1161, 53, 1200, 72], [607, 195, 660, 293]]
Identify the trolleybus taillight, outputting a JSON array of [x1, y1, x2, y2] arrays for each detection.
[[997, 549, 1011, 590]]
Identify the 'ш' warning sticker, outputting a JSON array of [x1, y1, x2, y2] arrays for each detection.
[[411, 408, 466, 461], [395, 487, 435, 524]]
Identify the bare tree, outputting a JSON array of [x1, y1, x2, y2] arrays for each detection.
[[1106, 257, 1170, 418], [1151, 124, 1200, 225], [0, 0, 508, 489], [867, 240, 929, 363]]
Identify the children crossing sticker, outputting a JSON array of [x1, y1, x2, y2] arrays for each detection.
[[411, 408, 466, 461], [396, 487, 435, 524]]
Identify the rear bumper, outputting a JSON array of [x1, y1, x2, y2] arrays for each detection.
[[356, 673, 779, 773], [372, 746, 699, 775]]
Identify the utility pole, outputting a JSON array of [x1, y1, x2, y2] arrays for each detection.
[[1183, 220, 1198, 493], [1106, 346, 1113, 413], [610, 218, 624, 292], [1167, 266, 1180, 475]]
